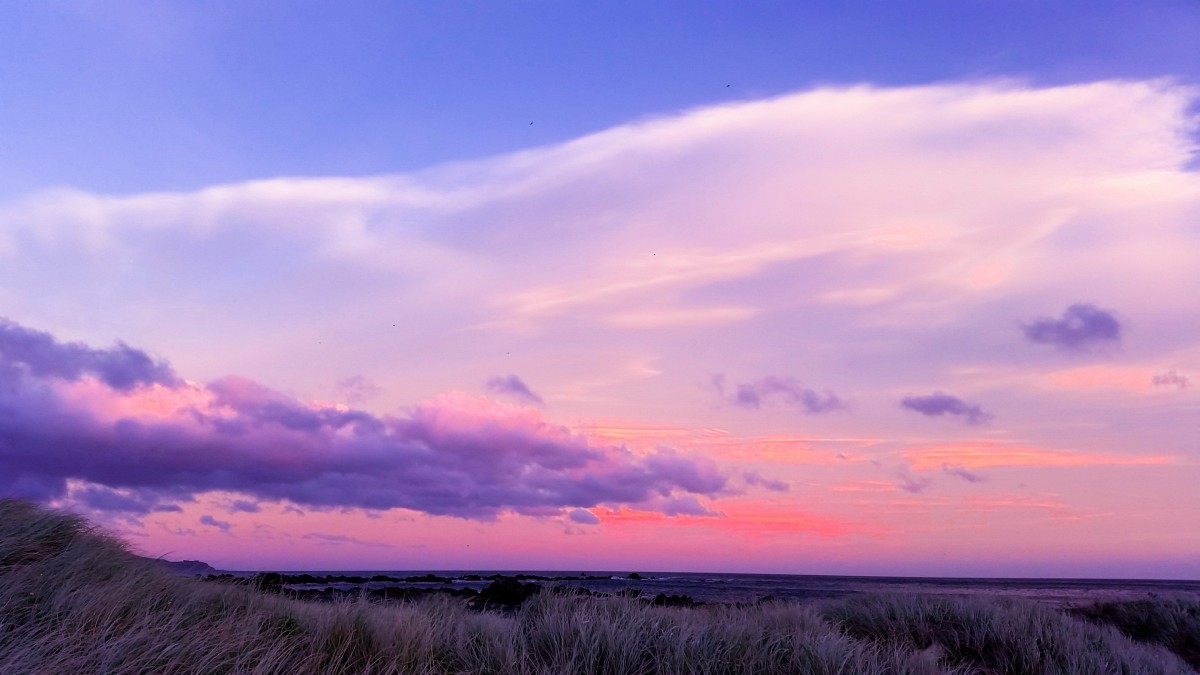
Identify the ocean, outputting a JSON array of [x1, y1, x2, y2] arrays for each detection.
[[262, 570, 1200, 608]]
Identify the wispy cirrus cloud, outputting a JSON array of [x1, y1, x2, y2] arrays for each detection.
[[0, 318, 727, 521], [900, 392, 992, 425], [1021, 303, 1121, 351]]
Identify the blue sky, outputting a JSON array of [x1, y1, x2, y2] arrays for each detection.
[[2, 2, 1199, 576], [2, 1, 1197, 197]]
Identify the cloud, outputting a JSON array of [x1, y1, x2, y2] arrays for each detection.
[[302, 532, 393, 548], [903, 442, 1173, 471], [713, 375, 846, 414], [337, 375, 383, 403], [1021, 304, 1121, 351], [199, 515, 231, 531], [0, 318, 178, 391], [896, 471, 933, 494], [485, 374, 544, 406], [742, 471, 790, 492], [941, 464, 987, 483], [72, 484, 171, 514], [1152, 370, 1188, 389], [658, 494, 722, 517], [899, 392, 992, 425], [0, 81, 1194, 439], [0, 318, 727, 521], [567, 508, 600, 525], [229, 499, 261, 513]]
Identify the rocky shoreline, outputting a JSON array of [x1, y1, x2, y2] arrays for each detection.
[[200, 571, 706, 610]]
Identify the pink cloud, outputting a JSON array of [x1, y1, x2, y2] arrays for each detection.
[[0, 318, 728, 521]]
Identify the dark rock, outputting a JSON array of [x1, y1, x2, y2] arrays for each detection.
[[402, 573, 452, 583], [472, 577, 542, 610], [149, 558, 218, 576], [250, 572, 286, 593], [627, 572, 643, 580], [549, 585, 593, 597], [286, 573, 323, 584], [651, 593, 698, 607]]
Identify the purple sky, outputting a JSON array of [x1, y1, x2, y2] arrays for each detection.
[[0, 3, 1198, 578]]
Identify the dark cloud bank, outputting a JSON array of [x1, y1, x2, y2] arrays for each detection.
[[0, 319, 726, 520], [1021, 303, 1121, 351], [900, 392, 992, 425]]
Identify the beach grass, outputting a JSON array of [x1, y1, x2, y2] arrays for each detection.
[[2, 498, 1197, 674]]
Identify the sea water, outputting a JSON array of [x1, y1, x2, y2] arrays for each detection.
[[266, 570, 1200, 608]]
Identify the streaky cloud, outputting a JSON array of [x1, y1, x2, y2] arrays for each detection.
[[1021, 303, 1121, 351], [942, 464, 987, 483]]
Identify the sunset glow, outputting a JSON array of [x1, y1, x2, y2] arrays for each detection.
[[1, 2, 1198, 580]]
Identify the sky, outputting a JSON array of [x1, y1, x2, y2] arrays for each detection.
[[1, 2, 1198, 579]]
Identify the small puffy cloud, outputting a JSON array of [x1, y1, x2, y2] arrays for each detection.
[[743, 471, 789, 492], [1021, 303, 1121, 351], [567, 508, 600, 525], [713, 375, 846, 414], [900, 392, 992, 425], [229, 499, 261, 513], [1152, 370, 1188, 389], [485, 374, 544, 406], [337, 375, 383, 403], [199, 515, 231, 531]]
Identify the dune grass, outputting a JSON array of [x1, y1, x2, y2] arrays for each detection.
[[1, 499, 1196, 674]]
